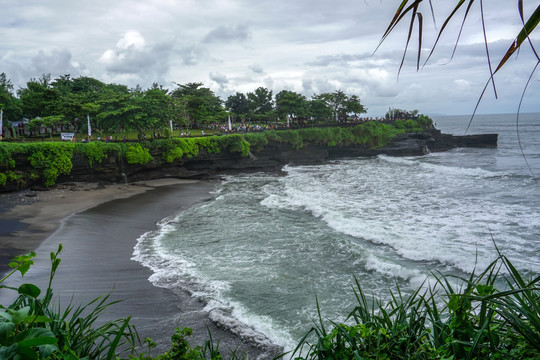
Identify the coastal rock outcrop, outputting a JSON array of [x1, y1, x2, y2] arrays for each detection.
[[87, 130, 497, 182], [0, 130, 497, 192]]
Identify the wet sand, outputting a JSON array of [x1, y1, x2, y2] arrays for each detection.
[[0, 180, 280, 359]]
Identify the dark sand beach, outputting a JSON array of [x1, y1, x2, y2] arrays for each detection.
[[0, 180, 280, 359]]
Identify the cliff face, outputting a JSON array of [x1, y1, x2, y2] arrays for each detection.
[[64, 130, 497, 183], [1, 130, 498, 191]]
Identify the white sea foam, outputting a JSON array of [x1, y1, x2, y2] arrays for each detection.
[[419, 162, 499, 178], [132, 211, 297, 350], [273, 157, 540, 275], [364, 254, 427, 289], [378, 154, 420, 166], [132, 125, 540, 353], [206, 299, 297, 352]]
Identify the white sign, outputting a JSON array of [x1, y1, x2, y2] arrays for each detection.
[[61, 132, 75, 141], [87, 114, 92, 137]]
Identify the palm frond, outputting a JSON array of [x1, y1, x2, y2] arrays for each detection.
[[495, 4, 540, 72]]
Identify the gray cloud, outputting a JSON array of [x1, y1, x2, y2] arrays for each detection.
[[210, 72, 229, 85], [203, 25, 250, 43], [249, 64, 264, 74], [2, 49, 87, 87], [177, 45, 209, 66], [1, 0, 538, 115], [98, 31, 176, 87], [30, 49, 86, 76], [306, 53, 372, 67]]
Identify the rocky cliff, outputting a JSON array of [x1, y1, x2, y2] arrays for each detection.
[[0, 129, 497, 192], [61, 130, 498, 184]]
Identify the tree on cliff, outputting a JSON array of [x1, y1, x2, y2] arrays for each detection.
[[0, 73, 21, 123], [135, 85, 174, 136], [247, 87, 274, 122], [312, 91, 367, 121], [225, 92, 250, 122], [18, 74, 62, 120], [275, 90, 309, 120], [171, 82, 224, 127]]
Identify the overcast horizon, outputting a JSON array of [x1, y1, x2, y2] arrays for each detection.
[[2, 1, 539, 117]]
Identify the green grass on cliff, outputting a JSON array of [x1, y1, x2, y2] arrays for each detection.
[[0, 122, 405, 189]]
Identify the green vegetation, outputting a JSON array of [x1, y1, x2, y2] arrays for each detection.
[[0, 246, 137, 360], [0, 72, 369, 141], [0, 247, 249, 360], [263, 121, 404, 150], [27, 143, 74, 187], [0, 120, 414, 189], [292, 247, 540, 359], [125, 144, 153, 166], [1, 244, 538, 359], [76, 141, 111, 167]]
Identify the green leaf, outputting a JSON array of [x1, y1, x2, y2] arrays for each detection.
[[14, 328, 58, 348], [18, 283, 41, 298], [0, 311, 13, 323], [17, 346, 39, 360], [0, 344, 18, 359], [37, 344, 58, 359], [105, 317, 131, 360], [24, 315, 53, 324], [0, 321, 15, 337], [495, 5, 540, 72], [9, 307, 30, 326], [8, 252, 36, 277]]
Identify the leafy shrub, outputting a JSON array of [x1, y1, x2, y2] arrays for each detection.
[[394, 115, 433, 131], [135, 326, 245, 360], [244, 132, 268, 152], [404, 119, 418, 129], [161, 128, 171, 138], [157, 139, 184, 163], [0, 143, 18, 169], [195, 136, 221, 154], [265, 130, 304, 149], [0, 171, 25, 189], [75, 142, 111, 167], [27, 143, 74, 186], [417, 115, 434, 129], [0, 246, 137, 360], [125, 143, 153, 165], [177, 138, 200, 159], [217, 134, 250, 156], [163, 146, 184, 163], [240, 122, 403, 153], [158, 137, 224, 162]]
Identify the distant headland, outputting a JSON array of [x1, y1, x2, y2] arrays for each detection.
[[0, 120, 497, 193]]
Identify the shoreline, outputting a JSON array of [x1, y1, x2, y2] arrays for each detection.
[[0, 180, 193, 268], [0, 180, 280, 359]]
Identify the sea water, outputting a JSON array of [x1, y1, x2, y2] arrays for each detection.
[[132, 113, 540, 352]]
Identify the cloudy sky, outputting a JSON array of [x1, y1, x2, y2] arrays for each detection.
[[2, 0, 539, 116]]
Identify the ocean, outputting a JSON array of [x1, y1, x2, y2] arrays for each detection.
[[132, 113, 540, 353]]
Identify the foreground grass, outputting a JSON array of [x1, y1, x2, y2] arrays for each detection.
[[1, 243, 538, 359], [292, 247, 540, 360]]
